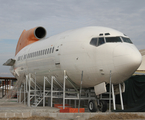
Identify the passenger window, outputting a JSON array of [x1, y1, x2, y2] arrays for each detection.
[[33, 52, 34, 57], [28, 54, 30, 58], [50, 48, 52, 53], [43, 50, 45, 55], [52, 47, 54, 53], [98, 38, 105, 46], [41, 50, 43, 55], [37, 51, 39, 56], [90, 38, 97, 46], [35, 52, 37, 57], [24, 55, 26, 59], [46, 48, 49, 54]]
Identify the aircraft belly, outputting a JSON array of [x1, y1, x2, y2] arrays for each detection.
[[30, 69, 103, 88]]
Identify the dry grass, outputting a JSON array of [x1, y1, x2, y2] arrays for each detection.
[[0, 116, 55, 120], [88, 113, 145, 120]]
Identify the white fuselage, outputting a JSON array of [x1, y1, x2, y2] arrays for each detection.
[[11, 26, 142, 88]]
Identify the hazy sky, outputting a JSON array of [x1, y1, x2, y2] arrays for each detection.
[[0, 0, 145, 77]]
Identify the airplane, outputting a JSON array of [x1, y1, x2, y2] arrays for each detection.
[[3, 26, 142, 112]]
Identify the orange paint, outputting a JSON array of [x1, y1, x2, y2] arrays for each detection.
[[15, 27, 39, 55], [54, 104, 85, 113], [59, 108, 85, 113]]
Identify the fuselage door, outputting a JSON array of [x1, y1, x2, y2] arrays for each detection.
[[54, 45, 61, 66]]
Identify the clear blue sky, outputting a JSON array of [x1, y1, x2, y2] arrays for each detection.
[[0, 0, 145, 77]]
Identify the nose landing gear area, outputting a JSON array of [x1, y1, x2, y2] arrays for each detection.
[[88, 100, 107, 112]]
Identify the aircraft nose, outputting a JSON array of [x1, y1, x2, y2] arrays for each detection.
[[113, 44, 142, 77]]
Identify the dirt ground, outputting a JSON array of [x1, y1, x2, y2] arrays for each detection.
[[88, 113, 145, 120], [0, 116, 55, 120], [0, 113, 144, 120]]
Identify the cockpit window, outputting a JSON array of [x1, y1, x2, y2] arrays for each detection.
[[105, 37, 122, 42], [121, 37, 133, 44], [90, 38, 97, 46], [98, 37, 105, 46], [90, 37, 105, 47]]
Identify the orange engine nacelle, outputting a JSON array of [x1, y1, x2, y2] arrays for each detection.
[[15, 26, 46, 55]]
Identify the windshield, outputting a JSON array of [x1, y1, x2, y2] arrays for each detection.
[[121, 37, 133, 44], [90, 37, 105, 47], [105, 37, 122, 42]]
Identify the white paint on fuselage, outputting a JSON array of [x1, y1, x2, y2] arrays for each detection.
[[11, 26, 142, 88]]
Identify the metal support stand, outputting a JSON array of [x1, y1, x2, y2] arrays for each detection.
[[63, 70, 66, 109], [24, 81, 26, 105], [24, 71, 95, 108], [17, 89, 18, 103], [43, 76, 46, 107], [78, 71, 83, 113], [2, 81, 3, 98], [28, 74, 31, 107], [26, 76, 28, 92], [51, 76, 54, 107], [119, 84, 124, 110], [112, 84, 116, 110], [19, 87, 21, 103], [34, 73, 37, 105], [22, 70, 124, 112], [109, 71, 112, 112]]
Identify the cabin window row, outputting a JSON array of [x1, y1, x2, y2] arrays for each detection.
[[17, 47, 54, 61]]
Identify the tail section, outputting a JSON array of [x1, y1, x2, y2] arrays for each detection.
[[15, 26, 46, 55]]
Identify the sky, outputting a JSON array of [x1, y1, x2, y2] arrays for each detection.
[[0, 0, 145, 77]]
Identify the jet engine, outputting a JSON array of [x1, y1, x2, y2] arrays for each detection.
[[15, 26, 46, 55]]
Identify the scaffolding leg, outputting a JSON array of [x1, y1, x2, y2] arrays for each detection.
[[34, 73, 37, 105], [27, 74, 31, 107], [17, 89, 18, 103], [19, 87, 21, 103], [43, 77, 46, 107], [26, 76, 27, 93], [51, 76, 53, 107], [112, 84, 116, 110], [24, 81, 26, 105], [119, 84, 124, 110], [2, 81, 3, 97], [63, 70, 66, 109], [109, 71, 112, 112]]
